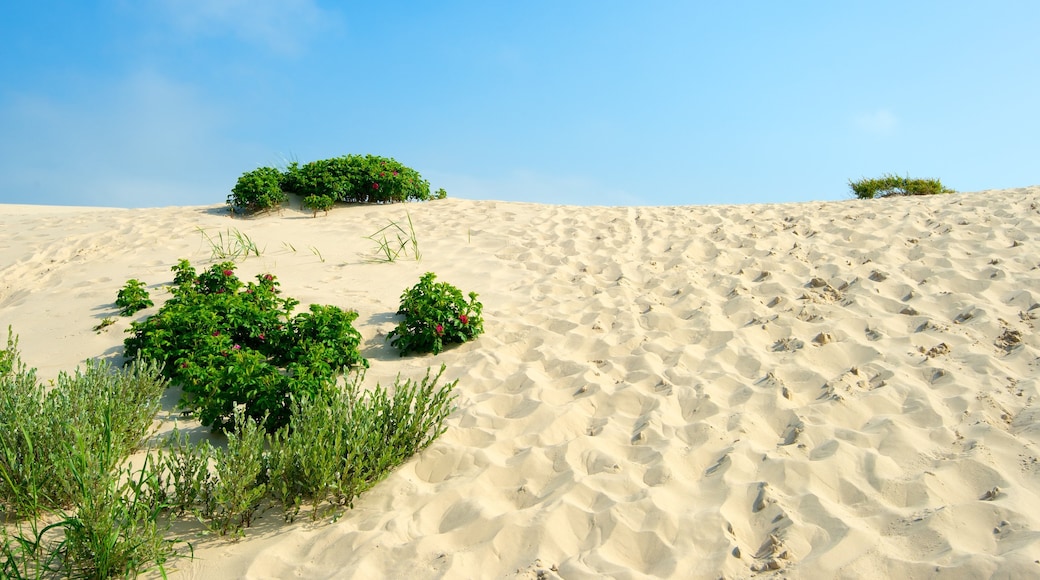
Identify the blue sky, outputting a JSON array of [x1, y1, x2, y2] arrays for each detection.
[[1, 1, 1037, 208]]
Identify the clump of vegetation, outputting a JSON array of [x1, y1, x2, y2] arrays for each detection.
[[388, 272, 484, 355], [0, 328, 175, 578], [147, 365, 455, 533], [1, 326, 459, 573], [849, 174, 955, 199], [115, 278, 153, 316], [302, 194, 335, 217], [123, 260, 367, 432], [228, 155, 444, 215], [227, 166, 288, 213]]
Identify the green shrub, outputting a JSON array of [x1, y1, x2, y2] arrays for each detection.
[[286, 155, 431, 204], [228, 166, 288, 213], [302, 194, 335, 217], [115, 278, 153, 316], [123, 261, 367, 432], [388, 272, 484, 355], [849, 173, 955, 199]]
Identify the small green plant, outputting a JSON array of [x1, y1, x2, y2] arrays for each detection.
[[364, 213, 420, 263], [434, 188, 447, 200], [227, 166, 288, 214], [849, 174, 955, 199], [196, 227, 263, 262], [388, 273, 484, 355], [207, 407, 269, 536], [302, 195, 335, 217], [93, 317, 116, 333], [115, 279, 153, 316]]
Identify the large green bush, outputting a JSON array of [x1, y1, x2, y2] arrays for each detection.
[[231, 155, 436, 214], [284, 155, 432, 204], [849, 174, 955, 199], [227, 166, 288, 213], [123, 260, 367, 431]]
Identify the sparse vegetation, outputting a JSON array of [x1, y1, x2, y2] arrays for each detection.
[[364, 212, 421, 263], [849, 174, 955, 199], [196, 227, 263, 262]]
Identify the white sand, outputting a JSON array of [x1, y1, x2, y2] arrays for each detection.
[[2, 188, 1039, 579]]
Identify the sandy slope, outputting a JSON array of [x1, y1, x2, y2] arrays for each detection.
[[1, 188, 1039, 579]]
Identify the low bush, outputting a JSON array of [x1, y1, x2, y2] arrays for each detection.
[[115, 278, 153, 316], [123, 260, 367, 432], [849, 174, 955, 199], [302, 194, 335, 217], [286, 155, 431, 204], [231, 155, 440, 214], [388, 272, 484, 355], [228, 166, 289, 213]]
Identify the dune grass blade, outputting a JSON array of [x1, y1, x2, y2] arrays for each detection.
[[196, 227, 264, 262], [363, 212, 420, 263]]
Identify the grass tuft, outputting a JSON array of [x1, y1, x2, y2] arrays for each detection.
[[196, 227, 264, 262]]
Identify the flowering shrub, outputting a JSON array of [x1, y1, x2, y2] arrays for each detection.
[[227, 166, 288, 213], [124, 261, 367, 431], [388, 272, 484, 355], [229, 155, 444, 214], [115, 279, 153, 316], [283, 155, 432, 204]]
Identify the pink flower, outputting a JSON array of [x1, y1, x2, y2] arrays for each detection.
[[393, 171, 398, 176], [233, 344, 241, 350], [212, 331, 220, 336], [459, 314, 469, 325], [380, 172, 386, 177], [258, 333, 265, 340], [372, 183, 379, 189], [264, 274, 274, 281], [223, 269, 234, 276], [435, 324, 444, 335], [181, 362, 189, 369]]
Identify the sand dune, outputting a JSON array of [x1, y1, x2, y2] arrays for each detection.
[[2, 187, 1039, 578]]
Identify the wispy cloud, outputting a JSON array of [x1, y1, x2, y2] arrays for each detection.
[[156, 0, 336, 55], [853, 108, 898, 136]]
